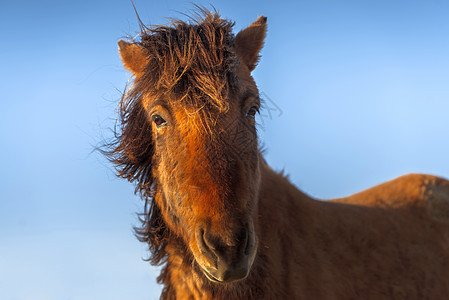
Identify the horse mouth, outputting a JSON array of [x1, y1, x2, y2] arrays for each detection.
[[200, 262, 251, 283], [201, 268, 222, 283]]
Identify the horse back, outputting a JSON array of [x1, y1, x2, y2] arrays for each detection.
[[336, 173, 449, 223]]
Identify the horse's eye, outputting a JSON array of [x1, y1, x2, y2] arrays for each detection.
[[246, 106, 259, 119], [152, 114, 167, 127]]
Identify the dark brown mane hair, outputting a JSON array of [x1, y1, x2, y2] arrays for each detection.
[[137, 8, 238, 112], [103, 8, 242, 278]]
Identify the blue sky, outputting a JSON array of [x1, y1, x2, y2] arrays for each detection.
[[1, 0, 449, 299]]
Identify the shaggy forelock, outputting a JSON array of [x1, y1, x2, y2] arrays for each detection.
[[135, 9, 239, 112]]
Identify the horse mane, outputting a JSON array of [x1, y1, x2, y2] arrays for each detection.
[[102, 87, 166, 261], [103, 9, 243, 288]]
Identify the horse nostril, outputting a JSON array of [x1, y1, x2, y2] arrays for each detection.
[[238, 227, 249, 255], [243, 224, 256, 256], [243, 229, 253, 256], [196, 228, 218, 267], [202, 230, 218, 251]]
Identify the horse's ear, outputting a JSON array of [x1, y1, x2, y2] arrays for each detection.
[[118, 40, 148, 76], [235, 16, 267, 72]]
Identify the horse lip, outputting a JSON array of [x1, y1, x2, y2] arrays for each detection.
[[198, 250, 254, 283], [201, 265, 249, 283], [201, 267, 222, 283]]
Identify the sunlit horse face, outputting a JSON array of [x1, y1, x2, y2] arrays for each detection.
[[118, 14, 267, 283]]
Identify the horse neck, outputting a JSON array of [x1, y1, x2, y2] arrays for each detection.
[[252, 163, 317, 268], [256, 161, 317, 237]]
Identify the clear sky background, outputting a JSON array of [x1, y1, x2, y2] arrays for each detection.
[[1, 0, 449, 299]]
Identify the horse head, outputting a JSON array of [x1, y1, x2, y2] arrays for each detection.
[[117, 12, 267, 283]]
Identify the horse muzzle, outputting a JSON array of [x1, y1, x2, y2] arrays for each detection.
[[195, 222, 257, 283]]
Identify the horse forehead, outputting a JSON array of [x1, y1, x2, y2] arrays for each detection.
[[161, 63, 256, 134], [171, 106, 230, 138]]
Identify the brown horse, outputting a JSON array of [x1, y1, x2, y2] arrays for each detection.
[[107, 9, 449, 299]]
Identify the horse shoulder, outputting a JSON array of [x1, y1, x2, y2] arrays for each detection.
[[333, 173, 449, 221]]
